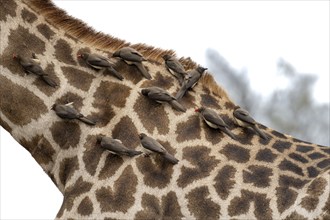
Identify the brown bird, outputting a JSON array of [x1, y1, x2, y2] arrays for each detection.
[[13, 54, 57, 87], [195, 107, 236, 140], [78, 52, 123, 80], [141, 87, 186, 112], [175, 66, 207, 100], [51, 103, 96, 125], [113, 47, 151, 79], [98, 136, 142, 157], [233, 106, 268, 139], [139, 133, 179, 164], [162, 54, 186, 85]]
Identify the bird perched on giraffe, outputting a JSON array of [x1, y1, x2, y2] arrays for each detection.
[[141, 86, 186, 112], [13, 53, 58, 87], [78, 52, 123, 80], [113, 47, 152, 79]]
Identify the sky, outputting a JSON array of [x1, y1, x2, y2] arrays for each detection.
[[1, 1, 329, 219]]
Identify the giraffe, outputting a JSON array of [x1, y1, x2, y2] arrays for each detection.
[[1, 0, 329, 219]]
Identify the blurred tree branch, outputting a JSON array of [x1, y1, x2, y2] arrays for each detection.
[[206, 49, 329, 146]]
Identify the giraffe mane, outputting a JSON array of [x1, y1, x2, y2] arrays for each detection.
[[24, 0, 233, 102]]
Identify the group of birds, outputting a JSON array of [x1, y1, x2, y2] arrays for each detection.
[[13, 46, 268, 165]]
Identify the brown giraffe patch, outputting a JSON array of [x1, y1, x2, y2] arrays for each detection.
[[320, 147, 330, 155], [307, 166, 320, 178], [59, 156, 79, 186], [112, 116, 140, 148], [0, 0, 17, 21], [200, 93, 221, 109], [83, 135, 103, 176], [20, 135, 55, 166], [271, 130, 288, 139], [98, 154, 124, 180], [279, 159, 304, 176], [276, 187, 298, 213], [55, 92, 84, 110], [136, 192, 183, 219], [134, 95, 169, 135], [141, 71, 175, 90], [272, 140, 292, 153], [214, 165, 236, 200], [255, 148, 277, 162], [279, 175, 308, 189], [94, 81, 131, 108], [50, 121, 81, 149], [54, 39, 77, 65], [33, 63, 59, 96], [96, 165, 138, 212], [243, 165, 273, 188], [2, 26, 46, 76], [308, 152, 326, 160], [61, 66, 95, 91], [77, 196, 93, 216], [300, 177, 327, 212], [235, 127, 255, 145], [288, 153, 309, 164], [203, 122, 223, 145], [37, 24, 55, 40], [178, 146, 219, 188], [322, 193, 330, 220], [0, 75, 48, 125], [57, 177, 93, 218], [301, 196, 319, 212], [186, 186, 220, 219], [176, 115, 201, 142], [317, 159, 330, 169], [228, 190, 272, 220], [92, 81, 129, 127], [296, 145, 314, 153], [113, 60, 144, 84], [220, 144, 250, 163], [21, 8, 37, 23], [284, 211, 307, 220], [182, 93, 197, 110], [136, 141, 175, 188]]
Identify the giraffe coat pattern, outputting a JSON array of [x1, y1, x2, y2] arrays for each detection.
[[0, 0, 329, 219]]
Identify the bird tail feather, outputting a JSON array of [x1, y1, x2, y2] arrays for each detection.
[[79, 117, 96, 125], [163, 152, 179, 164], [127, 150, 143, 157], [253, 126, 268, 140], [169, 100, 186, 112], [175, 86, 187, 101], [41, 75, 57, 87], [224, 128, 237, 140], [107, 66, 124, 80], [135, 63, 152, 79]]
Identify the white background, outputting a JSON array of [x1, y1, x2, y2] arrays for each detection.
[[1, 1, 329, 219]]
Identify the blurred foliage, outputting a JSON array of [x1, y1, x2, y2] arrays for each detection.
[[206, 49, 329, 146]]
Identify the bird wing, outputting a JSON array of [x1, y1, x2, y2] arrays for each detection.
[[234, 108, 256, 125], [121, 48, 144, 62], [87, 54, 111, 67], [203, 109, 227, 127], [55, 105, 81, 119], [166, 59, 185, 74], [142, 137, 166, 154], [102, 139, 128, 153], [148, 90, 173, 102]]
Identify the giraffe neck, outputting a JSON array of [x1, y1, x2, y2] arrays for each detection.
[[1, 0, 329, 219]]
